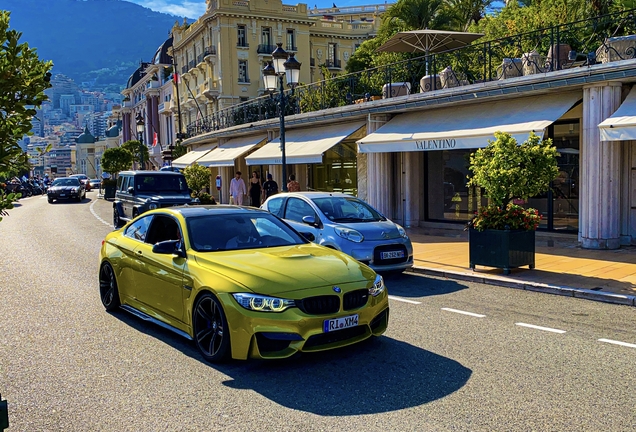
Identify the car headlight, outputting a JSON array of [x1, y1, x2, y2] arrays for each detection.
[[334, 226, 364, 243], [232, 293, 295, 312], [369, 274, 385, 297], [396, 224, 408, 239], [72, 187, 79, 193], [148, 203, 158, 210]]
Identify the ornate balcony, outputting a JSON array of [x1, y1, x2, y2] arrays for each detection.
[[203, 78, 220, 99], [324, 59, 342, 69]]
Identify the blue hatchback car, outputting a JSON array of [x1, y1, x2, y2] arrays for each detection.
[[262, 192, 413, 273]]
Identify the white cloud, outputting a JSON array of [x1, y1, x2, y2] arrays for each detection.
[[128, 0, 207, 19]]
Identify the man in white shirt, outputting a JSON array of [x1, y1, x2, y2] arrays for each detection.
[[229, 171, 247, 205]]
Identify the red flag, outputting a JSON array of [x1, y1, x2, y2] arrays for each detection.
[[152, 132, 158, 147], [173, 72, 180, 83]]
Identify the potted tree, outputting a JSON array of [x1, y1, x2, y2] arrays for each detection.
[[101, 147, 133, 200], [183, 163, 216, 204], [466, 132, 559, 274]]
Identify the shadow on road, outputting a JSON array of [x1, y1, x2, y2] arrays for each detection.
[[112, 309, 472, 416], [382, 271, 468, 298]]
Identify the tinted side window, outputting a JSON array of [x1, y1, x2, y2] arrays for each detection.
[[266, 197, 284, 217], [145, 215, 182, 245], [284, 198, 316, 223], [124, 216, 152, 241]]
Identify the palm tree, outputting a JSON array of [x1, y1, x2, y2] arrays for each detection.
[[383, 0, 452, 31]]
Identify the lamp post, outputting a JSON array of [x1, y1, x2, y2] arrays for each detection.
[[262, 43, 301, 192], [135, 113, 145, 170]]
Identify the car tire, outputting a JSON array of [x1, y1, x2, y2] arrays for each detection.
[[113, 208, 122, 228], [192, 293, 231, 363], [132, 209, 139, 219], [48, 198, 53, 203], [99, 262, 121, 311]]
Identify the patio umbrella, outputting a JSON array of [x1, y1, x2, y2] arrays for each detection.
[[377, 29, 484, 74]]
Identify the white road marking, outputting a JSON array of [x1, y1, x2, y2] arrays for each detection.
[[90, 199, 114, 228], [598, 338, 636, 349], [515, 323, 566, 334], [388, 295, 421, 305], [441, 307, 486, 318]]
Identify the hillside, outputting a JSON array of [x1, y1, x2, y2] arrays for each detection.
[[3, 0, 187, 88]]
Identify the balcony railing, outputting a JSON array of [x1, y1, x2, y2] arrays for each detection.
[[257, 44, 277, 54], [181, 66, 188, 74], [204, 46, 217, 56], [324, 59, 342, 69], [197, 53, 204, 64], [184, 8, 636, 139], [188, 60, 196, 70]]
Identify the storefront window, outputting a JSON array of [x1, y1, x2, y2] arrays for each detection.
[[309, 141, 357, 195], [426, 150, 487, 222]]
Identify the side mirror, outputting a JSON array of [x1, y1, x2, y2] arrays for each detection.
[[152, 240, 186, 258], [302, 215, 316, 226], [127, 186, 134, 194], [299, 232, 315, 242]]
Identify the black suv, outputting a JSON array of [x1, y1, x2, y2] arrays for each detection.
[[113, 170, 192, 228]]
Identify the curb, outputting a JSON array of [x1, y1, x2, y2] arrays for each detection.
[[408, 266, 636, 307]]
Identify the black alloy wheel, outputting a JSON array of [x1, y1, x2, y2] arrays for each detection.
[[193, 293, 230, 363], [99, 262, 121, 311], [48, 197, 53, 203], [113, 208, 122, 228]]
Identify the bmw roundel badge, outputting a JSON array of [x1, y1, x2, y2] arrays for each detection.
[[332, 286, 341, 293]]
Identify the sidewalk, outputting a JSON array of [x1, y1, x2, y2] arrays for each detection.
[[407, 227, 636, 307]]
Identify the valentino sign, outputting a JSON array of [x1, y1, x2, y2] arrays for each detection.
[[415, 139, 457, 150]]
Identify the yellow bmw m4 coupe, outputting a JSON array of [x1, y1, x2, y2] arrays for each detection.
[[99, 205, 389, 362]]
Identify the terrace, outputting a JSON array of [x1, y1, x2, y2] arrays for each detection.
[[184, 9, 636, 139]]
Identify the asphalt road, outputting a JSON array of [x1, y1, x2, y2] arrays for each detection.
[[1, 193, 636, 431]]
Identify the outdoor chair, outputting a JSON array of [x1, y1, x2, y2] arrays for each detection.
[[419, 74, 442, 92], [595, 35, 636, 64], [546, 43, 572, 70], [439, 66, 459, 88], [497, 58, 523, 80], [382, 82, 411, 98], [522, 50, 542, 75]]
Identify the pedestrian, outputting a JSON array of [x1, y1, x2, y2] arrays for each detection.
[[261, 173, 279, 203], [229, 171, 247, 205], [287, 174, 300, 192], [248, 171, 262, 207]]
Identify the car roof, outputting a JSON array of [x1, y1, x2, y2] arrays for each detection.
[[271, 192, 356, 199], [157, 205, 270, 218], [119, 170, 184, 176]]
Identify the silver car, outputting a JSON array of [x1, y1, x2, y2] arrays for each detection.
[[261, 192, 413, 273]]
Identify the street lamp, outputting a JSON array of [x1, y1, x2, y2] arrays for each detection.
[[135, 113, 145, 170], [262, 43, 301, 192]]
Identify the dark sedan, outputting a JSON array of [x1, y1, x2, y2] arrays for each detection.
[[47, 177, 86, 203]]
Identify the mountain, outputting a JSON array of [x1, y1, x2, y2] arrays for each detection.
[[2, 0, 187, 89]]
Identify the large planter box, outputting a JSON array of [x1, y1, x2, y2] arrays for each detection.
[[469, 228, 535, 275], [103, 185, 116, 200]]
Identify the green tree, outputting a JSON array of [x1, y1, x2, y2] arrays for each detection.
[[172, 141, 187, 160], [121, 140, 149, 167], [183, 163, 211, 198], [384, 0, 452, 31], [0, 10, 53, 219], [467, 131, 559, 208], [101, 147, 133, 177]]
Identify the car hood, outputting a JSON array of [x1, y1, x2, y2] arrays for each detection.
[[336, 219, 404, 241], [144, 194, 191, 202], [49, 185, 79, 191], [192, 243, 375, 295]]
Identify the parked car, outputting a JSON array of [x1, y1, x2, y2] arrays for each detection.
[[70, 174, 91, 191], [98, 206, 389, 362], [47, 177, 86, 203], [261, 192, 413, 273], [113, 170, 193, 228], [89, 179, 101, 190]]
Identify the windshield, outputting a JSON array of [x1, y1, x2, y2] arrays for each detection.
[[312, 197, 385, 222], [187, 213, 306, 252], [136, 175, 188, 193], [52, 178, 80, 187]]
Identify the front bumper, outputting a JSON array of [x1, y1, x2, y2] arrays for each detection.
[[342, 240, 414, 273], [48, 191, 81, 200], [218, 287, 389, 360]]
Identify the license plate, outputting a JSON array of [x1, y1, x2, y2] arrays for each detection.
[[324, 314, 358, 333], [381, 250, 404, 259], [59, 193, 66, 197]]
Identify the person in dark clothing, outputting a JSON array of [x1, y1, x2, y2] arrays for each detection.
[[261, 173, 279, 203], [248, 171, 262, 207]]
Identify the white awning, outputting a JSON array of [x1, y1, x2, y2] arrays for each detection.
[[357, 92, 581, 153], [245, 122, 366, 165], [599, 87, 636, 141], [197, 136, 266, 167], [171, 143, 217, 168]]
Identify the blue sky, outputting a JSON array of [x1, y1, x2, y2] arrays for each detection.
[[127, 1, 384, 19]]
